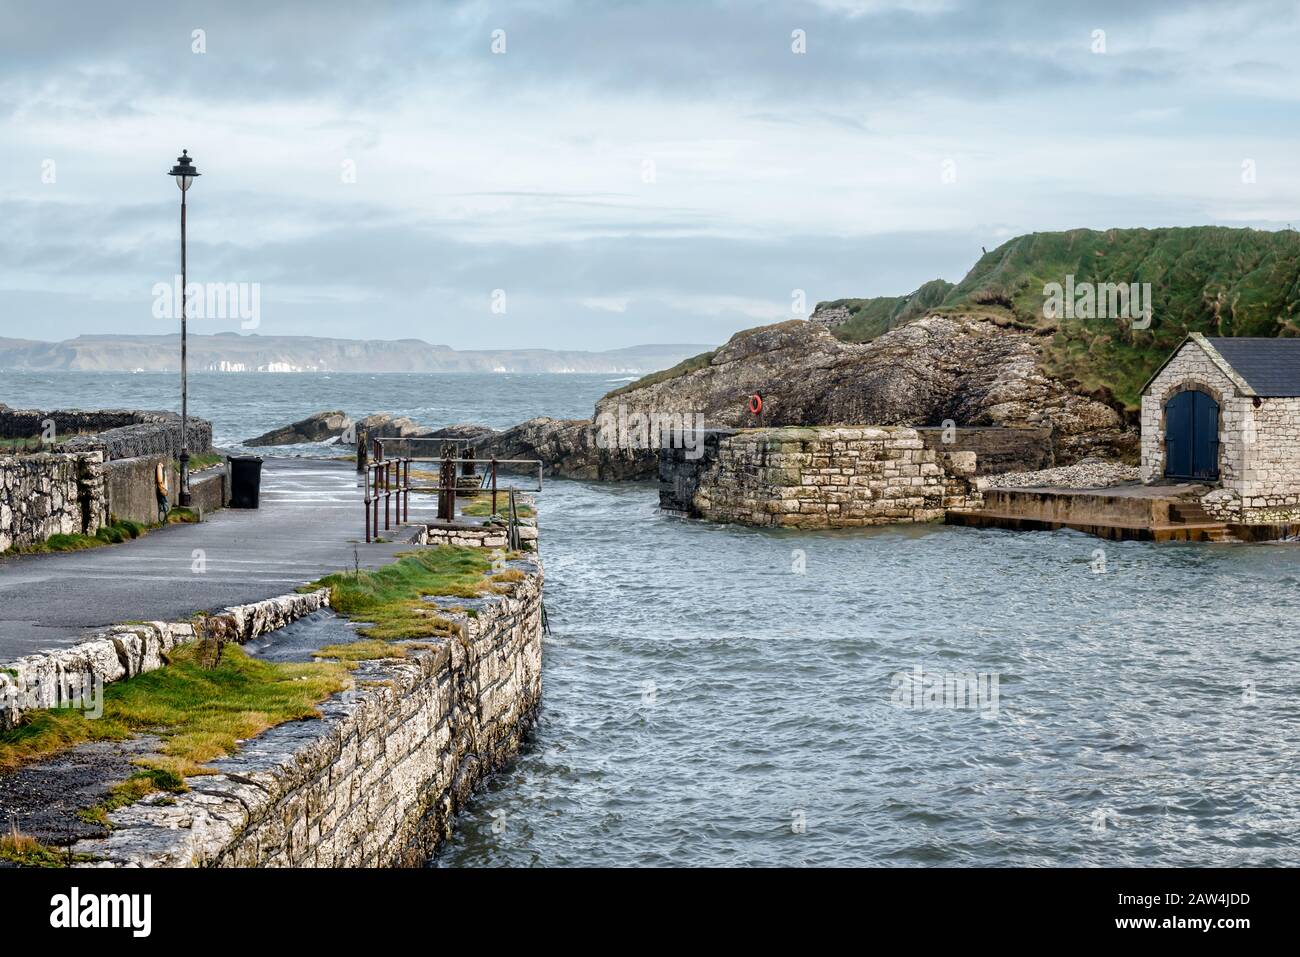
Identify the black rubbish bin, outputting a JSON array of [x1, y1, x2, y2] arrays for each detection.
[[229, 455, 264, 509]]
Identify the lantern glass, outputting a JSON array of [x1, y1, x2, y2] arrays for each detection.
[[175, 174, 192, 191]]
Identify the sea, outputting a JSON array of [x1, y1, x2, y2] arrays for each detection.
[[3, 370, 1298, 866]]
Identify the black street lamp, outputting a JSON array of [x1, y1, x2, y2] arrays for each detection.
[[167, 149, 200, 506]]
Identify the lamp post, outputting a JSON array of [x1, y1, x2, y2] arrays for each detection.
[[167, 149, 200, 506]]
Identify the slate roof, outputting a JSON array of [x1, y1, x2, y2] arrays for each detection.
[[1204, 337, 1300, 397]]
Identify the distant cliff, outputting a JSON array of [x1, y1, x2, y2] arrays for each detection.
[[0, 333, 712, 375]]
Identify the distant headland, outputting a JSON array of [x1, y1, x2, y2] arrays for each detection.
[[0, 332, 713, 375]]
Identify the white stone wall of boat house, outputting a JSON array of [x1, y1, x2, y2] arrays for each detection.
[[1141, 340, 1300, 523]]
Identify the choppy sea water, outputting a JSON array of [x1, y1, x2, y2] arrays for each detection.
[[4, 372, 1299, 866]]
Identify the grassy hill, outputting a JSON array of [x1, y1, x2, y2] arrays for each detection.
[[831, 227, 1300, 411], [818, 278, 955, 341]]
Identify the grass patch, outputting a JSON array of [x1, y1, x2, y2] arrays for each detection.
[[166, 507, 200, 525], [825, 278, 956, 342], [460, 497, 534, 519], [602, 348, 717, 398], [315, 638, 413, 662], [487, 569, 525, 592], [3, 517, 149, 555], [0, 643, 348, 777], [0, 433, 87, 453], [79, 768, 188, 828], [177, 451, 225, 472], [0, 824, 94, 867], [306, 546, 492, 641]]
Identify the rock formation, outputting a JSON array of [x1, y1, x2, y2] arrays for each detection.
[[475, 417, 650, 481], [246, 410, 352, 446], [592, 314, 1133, 470]]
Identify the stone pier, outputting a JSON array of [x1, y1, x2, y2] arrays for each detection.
[[660, 426, 981, 528]]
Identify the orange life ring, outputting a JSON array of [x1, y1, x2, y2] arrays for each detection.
[[748, 394, 763, 415]]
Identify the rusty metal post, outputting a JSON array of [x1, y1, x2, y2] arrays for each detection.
[[491, 457, 498, 516], [384, 460, 391, 530], [364, 463, 372, 543], [372, 464, 380, 537], [438, 449, 456, 521], [403, 458, 410, 522]]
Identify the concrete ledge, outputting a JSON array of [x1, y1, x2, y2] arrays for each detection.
[[979, 486, 1178, 527], [946, 510, 1231, 542]]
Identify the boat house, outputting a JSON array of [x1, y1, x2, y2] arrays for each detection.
[[1141, 333, 1300, 524]]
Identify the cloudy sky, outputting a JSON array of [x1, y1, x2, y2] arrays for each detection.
[[2, 0, 1298, 350]]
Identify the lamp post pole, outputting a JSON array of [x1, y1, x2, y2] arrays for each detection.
[[180, 176, 189, 505], [168, 150, 200, 507]]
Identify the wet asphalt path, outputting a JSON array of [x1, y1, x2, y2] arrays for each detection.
[[0, 458, 419, 659]]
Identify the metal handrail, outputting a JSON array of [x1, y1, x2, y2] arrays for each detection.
[[362, 454, 541, 542], [363, 456, 411, 543]]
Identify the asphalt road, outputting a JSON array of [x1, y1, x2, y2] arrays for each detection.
[[0, 458, 420, 659]]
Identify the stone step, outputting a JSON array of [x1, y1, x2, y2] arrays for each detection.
[[1169, 501, 1213, 524]]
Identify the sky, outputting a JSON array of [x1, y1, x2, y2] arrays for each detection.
[[1, 0, 1299, 350]]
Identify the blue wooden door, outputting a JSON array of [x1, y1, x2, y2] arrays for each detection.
[[1164, 390, 1219, 480]]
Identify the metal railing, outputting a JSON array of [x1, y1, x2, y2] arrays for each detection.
[[363, 456, 411, 543], [362, 440, 541, 542]]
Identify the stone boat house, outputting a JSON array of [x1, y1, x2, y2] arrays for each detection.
[[1141, 333, 1300, 524]]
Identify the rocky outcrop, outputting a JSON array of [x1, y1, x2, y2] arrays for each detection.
[[427, 423, 497, 441], [353, 413, 434, 441], [245, 410, 352, 446], [477, 417, 652, 481], [594, 315, 1134, 466]]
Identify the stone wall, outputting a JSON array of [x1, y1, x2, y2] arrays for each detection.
[[661, 426, 980, 528], [0, 589, 331, 732], [0, 408, 141, 440], [0, 406, 225, 545], [61, 415, 212, 462], [0, 448, 226, 550], [103, 455, 227, 524], [1141, 338, 1300, 524], [417, 495, 539, 550], [658, 429, 733, 517], [421, 525, 510, 549], [914, 426, 1055, 474], [0, 451, 107, 552], [69, 562, 545, 867], [0, 407, 212, 461], [808, 304, 852, 328]]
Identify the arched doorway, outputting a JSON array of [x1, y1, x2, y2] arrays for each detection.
[[1164, 388, 1219, 480]]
